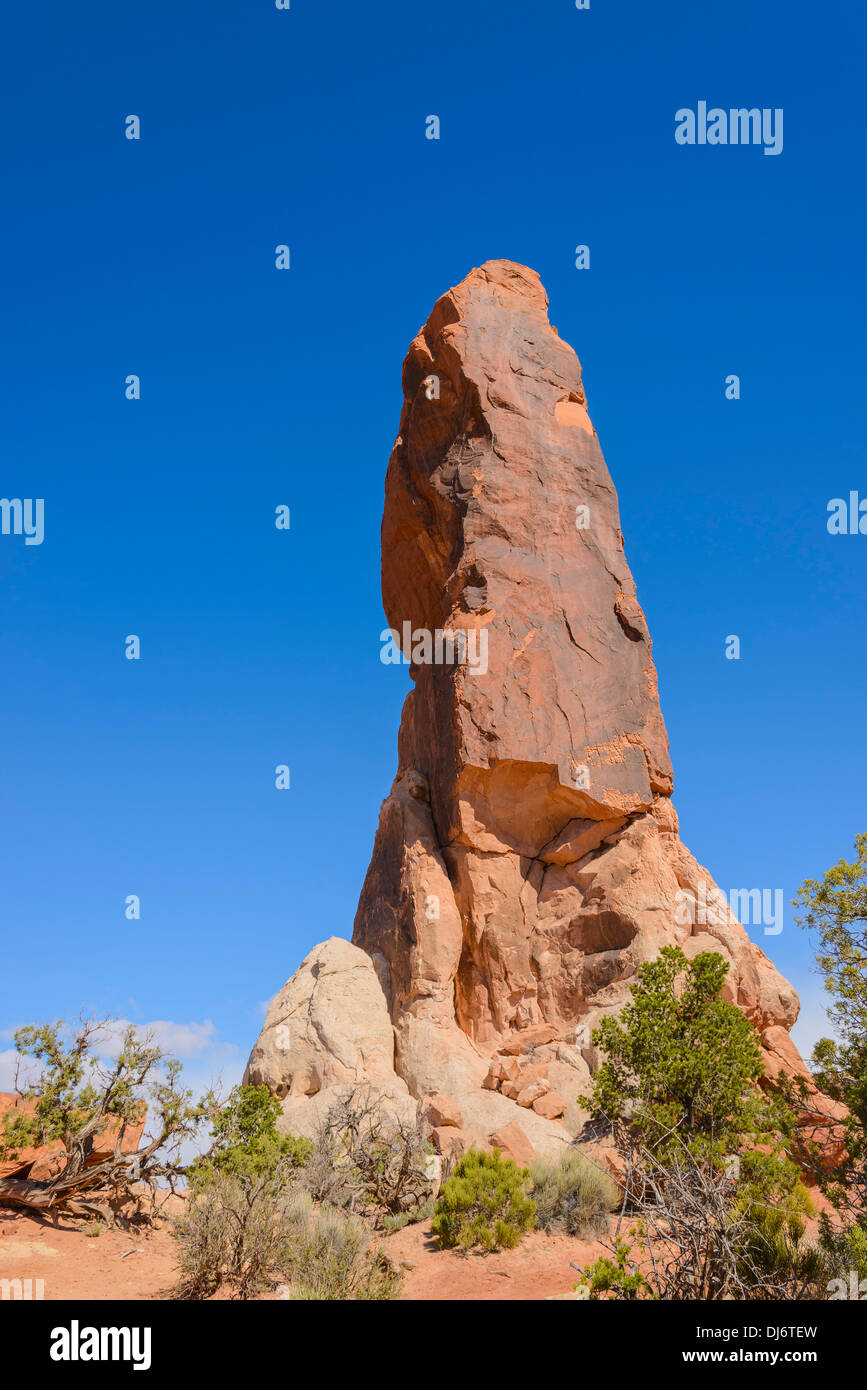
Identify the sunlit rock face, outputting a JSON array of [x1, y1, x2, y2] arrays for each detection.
[[248, 261, 811, 1161]]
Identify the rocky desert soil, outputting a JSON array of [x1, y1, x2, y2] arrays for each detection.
[[0, 1204, 608, 1302]]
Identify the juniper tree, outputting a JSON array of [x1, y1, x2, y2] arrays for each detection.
[[189, 1083, 311, 1190], [794, 833, 867, 1232], [0, 1017, 212, 1224], [582, 946, 796, 1197]]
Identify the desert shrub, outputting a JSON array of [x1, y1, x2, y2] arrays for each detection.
[[382, 1197, 435, 1233], [734, 1183, 828, 1297], [304, 1087, 434, 1220], [574, 1134, 827, 1300], [172, 1166, 297, 1300], [174, 1085, 317, 1298], [530, 1149, 617, 1237], [173, 1169, 401, 1301], [281, 1191, 400, 1300], [431, 1148, 536, 1251], [819, 1215, 867, 1289], [574, 944, 846, 1299], [577, 1239, 654, 1300], [173, 1183, 235, 1300]]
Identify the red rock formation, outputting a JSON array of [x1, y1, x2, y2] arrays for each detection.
[[247, 261, 821, 1159], [0, 1092, 144, 1182]]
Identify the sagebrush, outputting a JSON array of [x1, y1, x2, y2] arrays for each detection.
[[530, 1148, 616, 1237]]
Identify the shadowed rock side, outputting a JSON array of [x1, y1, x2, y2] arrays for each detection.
[[246, 261, 832, 1162]]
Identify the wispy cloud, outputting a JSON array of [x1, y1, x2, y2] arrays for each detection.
[[101, 1018, 234, 1063], [0, 1048, 26, 1092], [0, 1019, 244, 1101]]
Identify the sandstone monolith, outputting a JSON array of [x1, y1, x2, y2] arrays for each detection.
[[247, 260, 825, 1160]]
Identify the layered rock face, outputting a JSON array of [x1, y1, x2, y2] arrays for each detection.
[[246, 260, 808, 1159]]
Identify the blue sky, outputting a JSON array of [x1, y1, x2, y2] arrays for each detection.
[[1, 0, 865, 1093]]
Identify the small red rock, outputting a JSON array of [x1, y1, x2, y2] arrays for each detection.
[[532, 1091, 568, 1120], [422, 1092, 463, 1129], [488, 1122, 536, 1168]]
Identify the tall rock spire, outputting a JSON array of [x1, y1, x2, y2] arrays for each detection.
[[247, 262, 816, 1159]]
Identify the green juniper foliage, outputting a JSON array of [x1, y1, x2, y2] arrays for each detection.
[[0, 1020, 151, 1160], [0, 1018, 213, 1223], [431, 1148, 536, 1251], [582, 946, 797, 1197], [191, 1084, 312, 1189], [818, 1218, 867, 1284], [735, 1184, 827, 1294], [577, 1238, 653, 1300], [794, 834, 867, 1228], [573, 945, 849, 1297], [0, 1018, 207, 1171]]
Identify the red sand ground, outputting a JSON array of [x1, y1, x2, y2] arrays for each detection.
[[0, 1206, 180, 1302], [383, 1221, 608, 1300], [0, 1203, 605, 1302], [2, 1188, 834, 1302]]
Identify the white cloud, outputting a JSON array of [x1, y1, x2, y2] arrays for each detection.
[[0, 1020, 244, 1100], [0, 1049, 20, 1091], [98, 1020, 245, 1103], [109, 1019, 222, 1061], [0, 1047, 40, 1094]]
